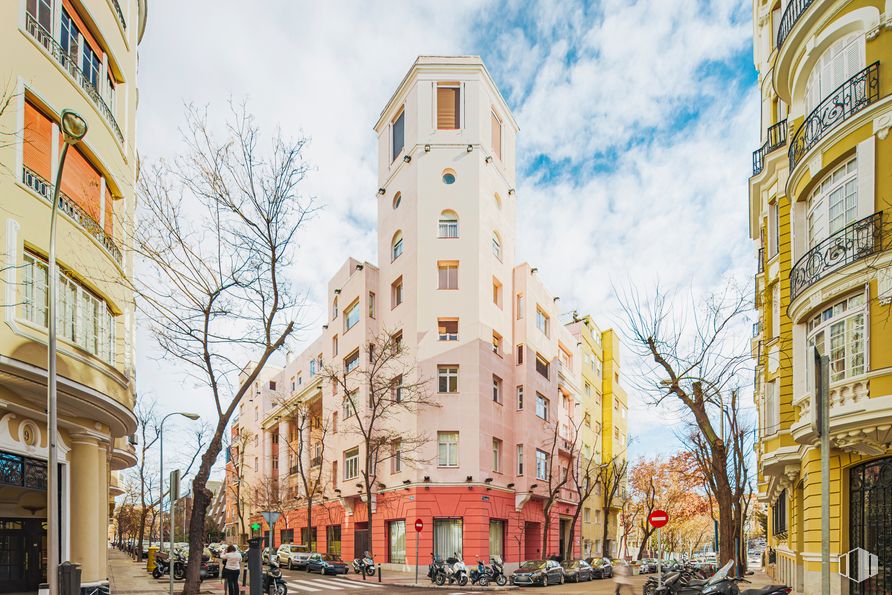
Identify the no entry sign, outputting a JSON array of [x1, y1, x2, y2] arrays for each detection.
[[414, 518, 424, 532], [648, 510, 669, 528]]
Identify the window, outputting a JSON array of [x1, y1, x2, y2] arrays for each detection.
[[516, 294, 524, 319], [60, 9, 80, 59], [22, 252, 115, 363], [438, 318, 458, 341], [584, 508, 591, 523], [433, 519, 463, 559], [342, 392, 355, 419], [535, 449, 549, 480], [388, 520, 406, 564], [392, 192, 402, 209], [492, 232, 502, 260], [82, 41, 100, 89], [391, 230, 404, 261], [391, 109, 405, 162], [516, 344, 524, 365], [805, 34, 865, 114], [391, 440, 402, 473], [344, 448, 359, 480], [391, 277, 403, 308], [768, 200, 779, 257], [269, 381, 277, 391], [807, 292, 867, 383], [772, 489, 788, 535], [438, 261, 459, 290], [494, 193, 502, 210], [491, 110, 502, 160], [771, 283, 781, 338], [442, 171, 456, 184], [28, 0, 53, 33], [489, 520, 505, 559], [368, 292, 376, 318], [492, 438, 502, 472], [327, 525, 342, 556], [771, 3, 781, 48], [536, 308, 550, 336], [516, 386, 524, 410], [492, 331, 502, 355], [492, 375, 503, 403], [536, 393, 549, 421], [438, 432, 459, 467], [516, 445, 524, 475], [438, 366, 459, 393], [438, 210, 459, 238], [332, 412, 338, 433], [392, 375, 403, 403], [492, 278, 502, 307], [764, 380, 779, 436], [333, 296, 339, 319], [437, 85, 460, 129], [332, 334, 338, 356], [807, 158, 858, 248], [344, 350, 360, 373], [535, 353, 549, 379], [344, 300, 359, 331]]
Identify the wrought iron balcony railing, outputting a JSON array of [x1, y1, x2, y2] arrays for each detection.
[[25, 13, 124, 145], [789, 211, 883, 302], [789, 62, 880, 172], [757, 247, 765, 273], [753, 119, 787, 175], [112, 0, 127, 30], [777, 0, 815, 49], [22, 166, 124, 266]]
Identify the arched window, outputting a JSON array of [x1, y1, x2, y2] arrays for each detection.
[[805, 34, 865, 114], [391, 230, 404, 261], [494, 193, 502, 210], [438, 210, 459, 238], [807, 157, 857, 248], [492, 231, 502, 260], [392, 192, 402, 209]]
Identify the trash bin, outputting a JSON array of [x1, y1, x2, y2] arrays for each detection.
[[59, 561, 81, 595], [147, 546, 159, 572]]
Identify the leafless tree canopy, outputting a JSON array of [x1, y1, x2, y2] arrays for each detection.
[[133, 103, 314, 594]]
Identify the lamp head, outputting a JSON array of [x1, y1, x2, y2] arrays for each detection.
[[60, 110, 88, 144], [180, 412, 200, 421]]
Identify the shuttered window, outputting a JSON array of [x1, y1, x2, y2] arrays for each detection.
[[491, 110, 502, 159], [437, 86, 460, 130]]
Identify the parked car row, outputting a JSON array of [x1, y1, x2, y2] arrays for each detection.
[[510, 557, 614, 586]]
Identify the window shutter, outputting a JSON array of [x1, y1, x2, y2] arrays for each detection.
[[856, 137, 875, 220], [437, 87, 460, 129]]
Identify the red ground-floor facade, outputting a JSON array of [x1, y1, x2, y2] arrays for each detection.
[[251, 487, 581, 567]]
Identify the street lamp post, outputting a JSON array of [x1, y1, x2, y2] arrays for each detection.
[[159, 412, 199, 595], [47, 109, 87, 595]]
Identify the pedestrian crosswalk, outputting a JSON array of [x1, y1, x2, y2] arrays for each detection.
[[285, 576, 388, 592]]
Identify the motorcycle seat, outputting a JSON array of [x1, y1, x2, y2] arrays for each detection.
[[740, 586, 789, 595]]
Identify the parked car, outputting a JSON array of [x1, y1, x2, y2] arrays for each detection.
[[511, 559, 564, 586], [561, 559, 593, 582], [277, 544, 312, 570], [307, 553, 349, 575], [586, 557, 613, 578]]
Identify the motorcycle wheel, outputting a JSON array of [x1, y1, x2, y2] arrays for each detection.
[[458, 575, 468, 587], [276, 583, 288, 595], [496, 575, 507, 586], [366, 566, 376, 576], [173, 566, 185, 580], [479, 576, 489, 587], [435, 574, 446, 586], [644, 581, 656, 595], [152, 567, 162, 580]]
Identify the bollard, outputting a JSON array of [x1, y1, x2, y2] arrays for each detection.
[[58, 561, 81, 595], [247, 537, 262, 595], [378, 564, 382, 583]]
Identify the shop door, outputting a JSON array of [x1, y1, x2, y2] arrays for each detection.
[[0, 518, 45, 593], [850, 457, 892, 595], [354, 522, 369, 557]]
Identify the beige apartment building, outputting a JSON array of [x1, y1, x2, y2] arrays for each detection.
[[0, 0, 146, 591]]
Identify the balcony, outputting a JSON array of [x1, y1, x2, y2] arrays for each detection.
[[788, 62, 880, 172], [752, 120, 787, 175], [22, 165, 123, 266], [789, 211, 883, 303], [24, 13, 124, 145], [777, 0, 816, 49], [310, 455, 322, 467]]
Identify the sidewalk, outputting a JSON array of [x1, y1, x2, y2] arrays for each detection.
[[107, 549, 228, 594]]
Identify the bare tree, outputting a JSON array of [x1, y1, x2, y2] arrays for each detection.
[[619, 283, 752, 567], [225, 427, 253, 545], [247, 475, 295, 546], [320, 329, 435, 557], [132, 104, 314, 594], [596, 454, 628, 557], [537, 418, 578, 558], [132, 398, 162, 559]]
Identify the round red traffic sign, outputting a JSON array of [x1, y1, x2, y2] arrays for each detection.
[[414, 518, 423, 532], [648, 510, 669, 528]]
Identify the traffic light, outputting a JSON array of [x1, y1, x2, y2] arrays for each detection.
[[251, 522, 261, 531]]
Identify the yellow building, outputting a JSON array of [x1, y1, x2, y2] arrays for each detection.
[[0, 0, 146, 590], [750, 2, 892, 594], [567, 316, 629, 558]]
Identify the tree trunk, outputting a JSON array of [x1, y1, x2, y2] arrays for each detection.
[[306, 498, 313, 549], [637, 526, 654, 560], [715, 487, 735, 566], [541, 501, 552, 558], [567, 507, 582, 559], [600, 505, 611, 557], [365, 485, 374, 557], [183, 428, 224, 594]]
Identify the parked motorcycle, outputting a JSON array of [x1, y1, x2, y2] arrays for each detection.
[[152, 550, 186, 580], [428, 554, 448, 586], [444, 554, 468, 586], [352, 551, 376, 576], [262, 560, 288, 595], [469, 559, 490, 586], [489, 555, 509, 586]]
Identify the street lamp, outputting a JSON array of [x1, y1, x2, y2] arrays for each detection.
[[47, 109, 87, 595], [160, 412, 199, 595]]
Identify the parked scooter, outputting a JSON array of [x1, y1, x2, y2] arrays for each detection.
[[489, 556, 509, 587], [262, 560, 288, 595], [352, 551, 376, 576], [152, 550, 186, 580], [444, 554, 468, 586], [469, 559, 490, 586], [428, 554, 448, 586]]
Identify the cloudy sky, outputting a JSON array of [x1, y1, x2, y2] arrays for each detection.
[[135, 0, 759, 472]]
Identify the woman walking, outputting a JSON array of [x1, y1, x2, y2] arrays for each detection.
[[221, 544, 243, 595], [613, 560, 633, 595]]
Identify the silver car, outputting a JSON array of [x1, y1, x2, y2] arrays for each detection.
[[277, 544, 311, 570]]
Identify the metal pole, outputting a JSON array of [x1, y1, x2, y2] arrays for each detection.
[[657, 527, 662, 590], [170, 483, 175, 595], [819, 353, 830, 595], [414, 531, 419, 584]]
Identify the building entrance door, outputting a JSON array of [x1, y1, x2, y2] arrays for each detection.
[[559, 517, 571, 561], [354, 522, 369, 558], [0, 518, 46, 593], [850, 457, 892, 595]]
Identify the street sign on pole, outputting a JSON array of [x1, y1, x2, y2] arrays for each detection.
[[261, 511, 281, 561], [648, 510, 669, 589], [414, 519, 423, 584]]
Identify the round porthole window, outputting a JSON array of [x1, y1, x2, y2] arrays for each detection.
[[392, 192, 401, 209], [442, 172, 456, 185]]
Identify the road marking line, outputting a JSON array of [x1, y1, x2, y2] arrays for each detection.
[[305, 580, 347, 590], [287, 581, 324, 592]]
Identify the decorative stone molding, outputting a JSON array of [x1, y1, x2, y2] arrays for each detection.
[[875, 113, 892, 140], [830, 378, 869, 408], [515, 491, 532, 511]]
